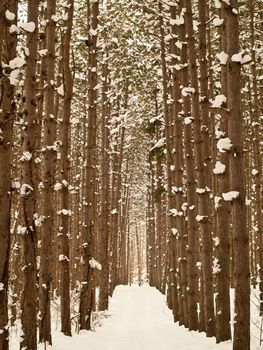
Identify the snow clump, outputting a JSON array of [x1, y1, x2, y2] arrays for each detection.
[[89, 258, 102, 270], [213, 17, 224, 27], [213, 258, 221, 274], [222, 191, 239, 201], [214, 196, 222, 209], [217, 51, 228, 65], [54, 182, 63, 191], [20, 184, 34, 197], [59, 255, 69, 262], [171, 228, 178, 236], [211, 94, 227, 108], [20, 22, 36, 32], [150, 138, 165, 151], [196, 215, 207, 222], [5, 10, 16, 21], [57, 84, 64, 96], [213, 161, 226, 174], [9, 57, 26, 69], [217, 137, 232, 153], [20, 151, 32, 162]]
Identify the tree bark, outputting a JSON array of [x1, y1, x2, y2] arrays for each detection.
[[58, 0, 74, 336], [79, 0, 99, 330], [20, 1, 39, 349], [248, 0, 263, 315], [0, 2, 18, 350], [39, 0, 57, 344], [215, 4, 231, 343], [226, 1, 250, 349], [184, 0, 215, 336], [179, 0, 199, 330], [98, 61, 110, 311]]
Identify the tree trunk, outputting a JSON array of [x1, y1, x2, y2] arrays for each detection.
[[185, 0, 215, 336], [248, 0, 263, 315], [214, 4, 231, 343], [58, 0, 74, 336], [39, 0, 57, 344], [135, 223, 142, 286], [226, 2, 250, 349], [179, 0, 199, 330], [79, 0, 99, 330], [119, 174, 130, 285], [0, 2, 18, 350], [20, 1, 39, 349], [110, 125, 125, 291], [99, 61, 110, 311]]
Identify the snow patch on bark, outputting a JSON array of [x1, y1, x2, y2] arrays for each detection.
[[89, 258, 102, 270]]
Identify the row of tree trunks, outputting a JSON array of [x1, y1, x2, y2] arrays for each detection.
[[147, 2, 251, 349]]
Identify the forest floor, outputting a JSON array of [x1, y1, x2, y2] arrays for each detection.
[[10, 285, 263, 349]]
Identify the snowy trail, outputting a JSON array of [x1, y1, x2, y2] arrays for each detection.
[[49, 285, 232, 350]]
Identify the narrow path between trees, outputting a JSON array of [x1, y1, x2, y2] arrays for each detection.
[[51, 286, 231, 350]]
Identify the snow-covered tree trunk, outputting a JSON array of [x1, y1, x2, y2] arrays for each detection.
[[147, 162, 156, 288], [0, 2, 18, 350], [248, 0, 263, 315], [39, 0, 57, 344], [98, 61, 110, 311], [185, 0, 215, 337], [214, 4, 231, 343], [79, 0, 99, 330], [178, 0, 199, 330], [58, 0, 74, 336], [110, 125, 125, 290], [119, 170, 130, 285], [226, 1, 250, 349], [20, 1, 39, 349]]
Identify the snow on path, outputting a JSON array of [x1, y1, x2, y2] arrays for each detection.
[[50, 285, 232, 350]]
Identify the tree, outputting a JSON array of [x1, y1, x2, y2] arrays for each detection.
[[79, 0, 99, 331], [98, 59, 110, 311], [0, 2, 18, 349], [20, 1, 39, 349], [39, 0, 57, 344], [184, 0, 215, 336], [214, 3, 231, 343], [178, 0, 199, 330], [226, 1, 250, 349], [58, 0, 74, 336], [248, 0, 263, 315]]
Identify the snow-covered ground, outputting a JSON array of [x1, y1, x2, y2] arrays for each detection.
[[51, 285, 232, 350], [10, 285, 263, 349]]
